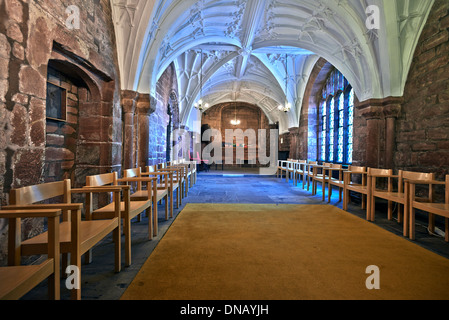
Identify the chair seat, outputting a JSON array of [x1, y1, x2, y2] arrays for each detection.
[[373, 191, 405, 202], [0, 261, 54, 300], [346, 184, 368, 194], [131, 189, 168, 201], [21, 219, 119, 256], [329, 178, 344, 186], [93, 201, 151, 220], [412, 202, 449, 218]]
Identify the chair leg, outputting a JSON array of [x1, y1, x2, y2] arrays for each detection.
[[124, 218, 131, 267], [113, 222, 121, 273], [445, 218, 449, 242], [369, 196, 375, 221], [165, 195, 169, 220], [147, 207, 153, 241], [409, 207, 416, 240], [322, 180, 326, 202]]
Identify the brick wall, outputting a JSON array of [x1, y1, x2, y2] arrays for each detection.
[[395, 0, 449, 179], [150, 63, 179, 165]]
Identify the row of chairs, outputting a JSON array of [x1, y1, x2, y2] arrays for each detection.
[[277, 159, 449, 242], [0, 160, 197, 300]]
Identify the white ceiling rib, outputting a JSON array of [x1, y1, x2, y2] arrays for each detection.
[[111, 0, 435, 133]]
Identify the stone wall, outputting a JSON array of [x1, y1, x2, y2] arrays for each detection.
[[150, 63, 179, 165], [202, 103, 272, 166], [395, 0, 449, 179], [0, 0, 121, 265]]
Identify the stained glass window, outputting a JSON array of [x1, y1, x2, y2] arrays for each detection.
[[337, 94, 345, 163], [347, 88, 354, 164], [318, 69, 354, 164], [320, 101, 327, 162], [328, 97, 335, 162]]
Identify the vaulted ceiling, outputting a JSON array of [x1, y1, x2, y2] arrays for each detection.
[[111, 0, 435, 133]]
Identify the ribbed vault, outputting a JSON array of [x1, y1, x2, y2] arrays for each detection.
[[111, 0, 435, 133]]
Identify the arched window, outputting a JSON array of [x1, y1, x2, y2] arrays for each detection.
[[318, 69, 354, 164]]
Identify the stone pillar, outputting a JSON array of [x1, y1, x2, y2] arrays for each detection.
[[356, 97, 402, 169], [288, 127, 301, 159], [121, 90, 138, 170], [383, 104, 402, 169], [136, 94, 156, 168]]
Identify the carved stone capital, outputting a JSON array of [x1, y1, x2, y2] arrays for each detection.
[[121, 90, 139, 114], [288, 127, 301, 136], [356, 96, 403, 120], [136, 94, 156, 116]]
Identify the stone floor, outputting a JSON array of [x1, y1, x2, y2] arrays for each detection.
[[21, 168, 449, 300]]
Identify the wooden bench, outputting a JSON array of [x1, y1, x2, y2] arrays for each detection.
[[408, 176, 448, 241], [4, 179, 121, 300], [85, 172, 156, 267], [0, 209, 61, 300]]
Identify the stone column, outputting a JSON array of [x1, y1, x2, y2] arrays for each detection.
[[121, 90, 138, 170], [356, 97, 403, 169], [383, 104, 402, 170], [288, 127, 301, 160], [136, 94, 156, 168]]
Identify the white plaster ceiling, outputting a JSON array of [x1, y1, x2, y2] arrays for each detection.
[[111, 0, 435, 133]]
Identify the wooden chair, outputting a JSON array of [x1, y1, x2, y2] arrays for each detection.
[[127, 167, 172, 220], [4, 179, 121, 300], [85, 172, 155, 267], [277, 160, 288, 179], [286, 160, 298, 183], [409, 175, 449, 241], [174, 160, 197, 188], [327, 164, 344, 203], [145, 165, 179, 215], [158, 163, 185, 202], [367, 168, 394, 222], [0, 209, 62, 300], [305, 161, 318, 191], [343, 166, 368, 214], [312, 163, 332, 201], [294, 160, 307, 188], [371, 170, 435, 236]]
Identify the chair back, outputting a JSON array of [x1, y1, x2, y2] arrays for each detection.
[[86, 172, 118, 187], [344, 166, 367, 185], [146, 165, 157, 173], [368, 168, 392, 176], [123, 168, 143, 191], [10, 180, 70, 205], [347, 166, 366, 174], [401, 171, 435, 196], [123, 168, 141, 179]]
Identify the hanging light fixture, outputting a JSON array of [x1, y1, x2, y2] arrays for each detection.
[[194, 49, 209, 111], [230, 101, 241, 126], [278, 54, 292, 113]]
